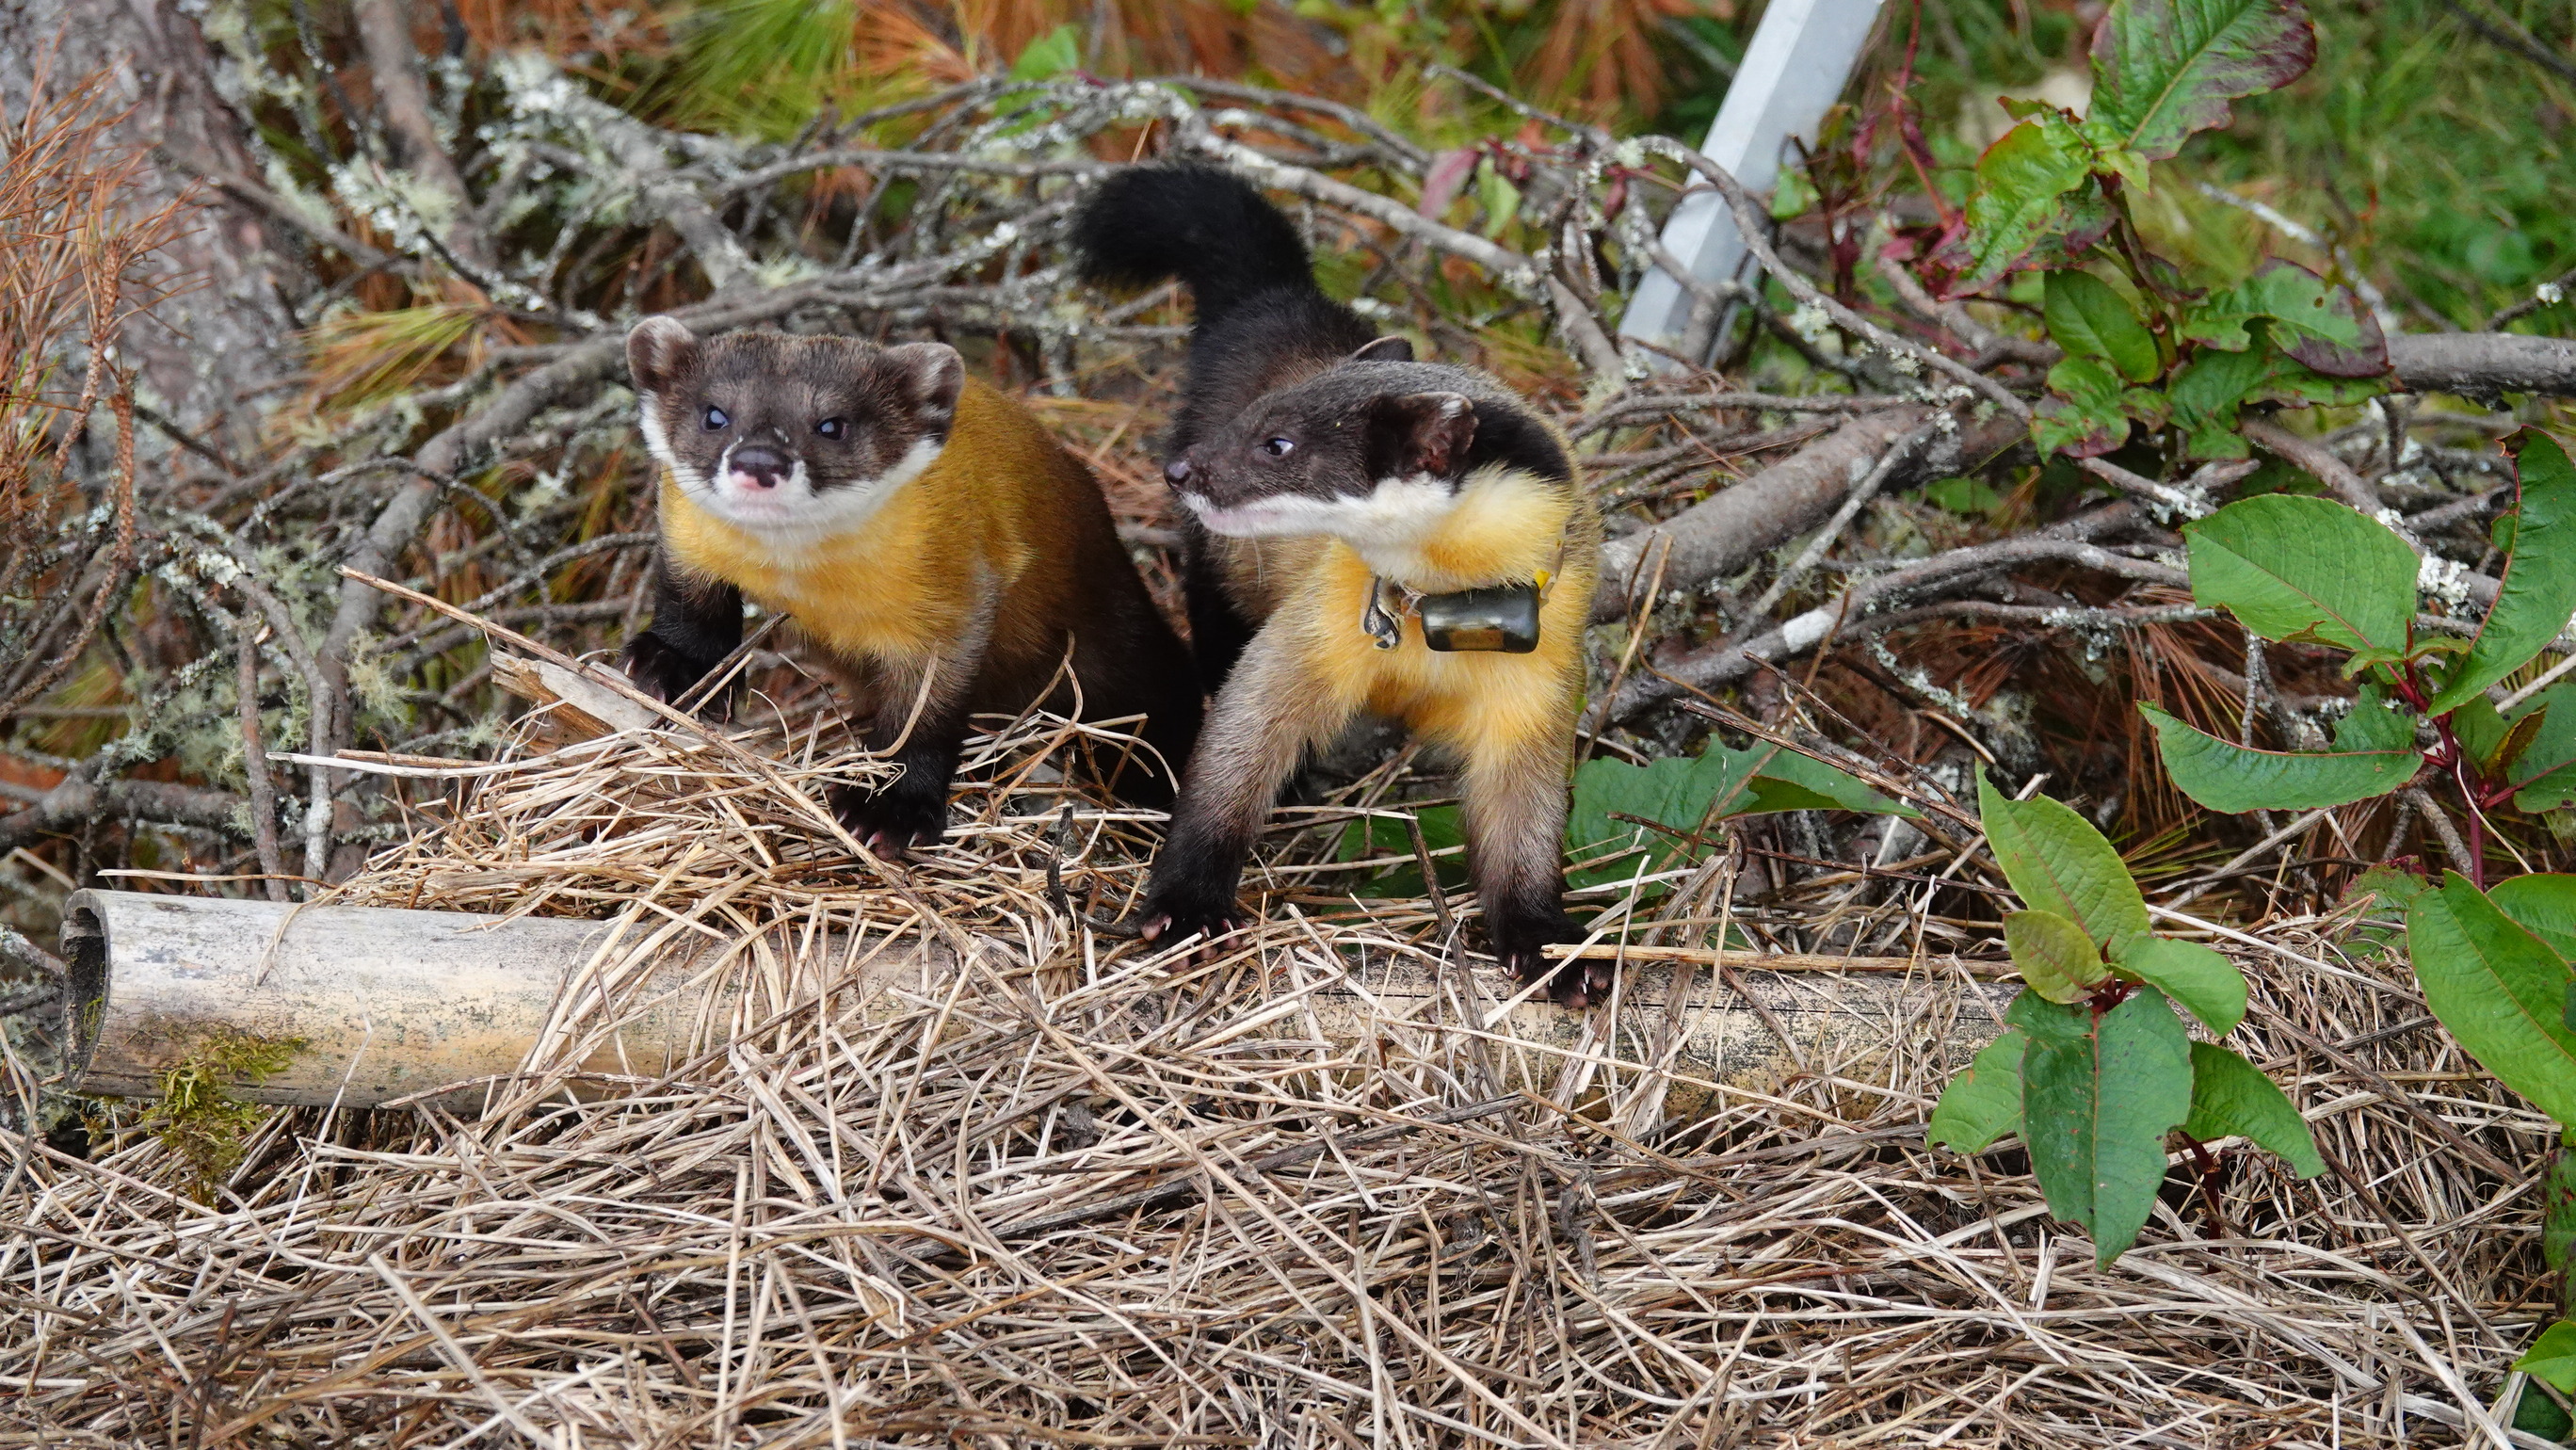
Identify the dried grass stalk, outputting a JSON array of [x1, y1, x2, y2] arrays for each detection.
[[0, 687, 2550, 1446]]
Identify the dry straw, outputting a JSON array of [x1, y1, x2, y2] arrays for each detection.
[[0, 662, 2552, 1447]]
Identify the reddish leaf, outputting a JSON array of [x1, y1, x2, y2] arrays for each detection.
[[2087, 0, 2316, 162], [1417, 148, 1480, 220]]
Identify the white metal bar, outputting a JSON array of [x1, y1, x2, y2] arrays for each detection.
[[1620, 0, 1892, 360]]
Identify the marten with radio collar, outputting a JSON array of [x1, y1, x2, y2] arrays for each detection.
[[622, 317, 1201, 852], [1072, 166, 1607, 1005]]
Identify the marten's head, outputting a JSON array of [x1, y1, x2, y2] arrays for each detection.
[[627, 318, 964, 540], [1163, 356, 1567, 552]]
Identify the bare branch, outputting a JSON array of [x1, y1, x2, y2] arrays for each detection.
[[1610, 507, 2165, 719], [0, 772, 243, 856], [2387, 331, 2576, 398], [1591, 409, 2023, 622], [349, 0, 491, 270], [2244, 418, 2385, 514]]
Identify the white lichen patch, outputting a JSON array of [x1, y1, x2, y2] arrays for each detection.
[[2417, 551, 2473, 609]]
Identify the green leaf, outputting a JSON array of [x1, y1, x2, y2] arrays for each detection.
[[2345, 863, 2432, 915], [2513, 686, 2576, 812], [1929, 1028, 2028, 1152], [2036, 355, 2135, 457], [2427, 430, 2576, 712], [2407, 873, 2576, 1127], [2014, 986, 2196, 1267], [2162, 322, 2390, 459], [1476, 167, 1522, 240], [2181, 1040, 2323, 1177], [1924, 476, 2004, 514], [2085, 0, 2316, 162], [1567, 750, 1756, 865], [1976, 775, 2151, 949], [2333, 685, 2415, 753], [1937, 115, 2115, 295], [2184, 494, 2419, 656], [2117, 935, 2248, 1036], [2164, 343, 2275, 458], [2254, 347, 2390, 408], [2548, 1142, 2576, 1275], [2450, 695, 2512, 771], [2517, 1321, 2576, 1394], [1744, 750, 1919, 817], [1770, 166, 1817, 221], [2045, 270, 2161, 383], [2267, 269, 2391, 379], [1335, 805, 1469, 898], [2139, 702, 2420, 812], [1006, 23, 1082, 80], [2529, 766, 2576, 814], [2180, 261, 2363, 353], [2517, 1374, 2576, 1442], [2490, 875, 2576, 963], [2008, 910, 2111, 1003], [1566, 743, 1912, 886]]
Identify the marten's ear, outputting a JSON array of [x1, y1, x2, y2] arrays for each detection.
[[626, 316, 699, 395], [1366, 392, 1477, 481], [881, 342, 966, 433], [1351, 335, 1415, 363]]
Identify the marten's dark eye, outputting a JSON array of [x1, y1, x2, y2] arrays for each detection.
[[702, 406, 730, 431], [815, 417, 845, 441], [1261, 436, 1296, 458]]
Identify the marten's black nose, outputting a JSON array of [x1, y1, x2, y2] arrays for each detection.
[[728, 444, 790, 490], [1163, 457, 1195, 488]]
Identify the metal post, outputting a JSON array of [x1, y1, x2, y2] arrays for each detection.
[[1620, 0, 1892, 362]]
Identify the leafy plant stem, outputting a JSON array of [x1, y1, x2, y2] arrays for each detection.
[[2389, 661, 2433, 714], [2103, 208, 2173, 323], [2182, 1134, 2230, 1238], [2455, 758, 2490, 891]]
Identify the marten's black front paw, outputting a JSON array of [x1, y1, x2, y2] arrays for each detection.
[[1492, 910, 1601, 1007], [623, 634, 729, 718], [1133, 871, 1249, 951], [830, 779, 948, 856]]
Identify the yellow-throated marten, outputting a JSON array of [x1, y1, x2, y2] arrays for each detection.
[[1072, 166, 1607, 1005], [623, 318, 1201, 852]]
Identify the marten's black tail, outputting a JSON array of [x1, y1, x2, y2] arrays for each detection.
[[1073, 164, 1381, 697], [1071, 165, 1323, 328]]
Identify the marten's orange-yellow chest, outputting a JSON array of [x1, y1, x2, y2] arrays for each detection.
[[622, 318, 1199, 852], [1139, 359, 1602, 996]]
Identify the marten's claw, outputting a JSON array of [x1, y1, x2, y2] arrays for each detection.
[[623, 636, 698, 704], [1130, 899, 1247, 956], [1495, 915, 1603, 1007], [830, 783, 946, 858]]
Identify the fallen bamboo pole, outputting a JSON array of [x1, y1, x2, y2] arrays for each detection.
[[49, 890, 2010, 1116], [53, 890, 941, 1110], [1544, 941, 2010, 975]]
